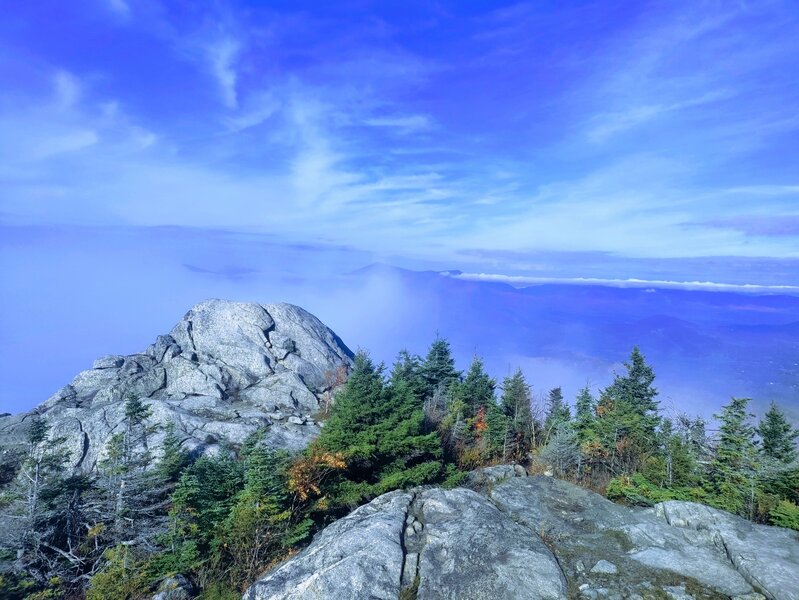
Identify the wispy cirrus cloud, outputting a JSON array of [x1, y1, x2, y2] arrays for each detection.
[[207, 37, 240, 109], [1, 0, 798, 276]]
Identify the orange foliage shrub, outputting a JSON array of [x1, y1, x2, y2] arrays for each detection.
[[288, 443, 346, 501]]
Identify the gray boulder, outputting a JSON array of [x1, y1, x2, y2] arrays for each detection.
[[246, 468, 799, 600], [152, 574, 194, 600], [488, 475, 761, 598], [245, 490, 413, 600], [413, 487, 567, 599], [0, 300, 353, 471]]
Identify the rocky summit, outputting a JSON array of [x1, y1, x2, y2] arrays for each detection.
[[245, 466, 799, 600], [0, 300, 353, 470]]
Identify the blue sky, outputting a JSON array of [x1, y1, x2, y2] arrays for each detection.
[[2, 1, 799, 411]]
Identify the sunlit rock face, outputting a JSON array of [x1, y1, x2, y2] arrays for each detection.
[[0, 300, 354, 470], [246, 468, 799, 600]]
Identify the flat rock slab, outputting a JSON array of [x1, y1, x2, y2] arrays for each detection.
[[488, 476, 769, 599], [656, 501, 799, 600]]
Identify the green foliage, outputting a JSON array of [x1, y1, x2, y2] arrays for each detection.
[[757, 402, 798, 463], [0, 572, 38, 600], [604, 346, 660, 440], [158, 421, 190, 482], [86, 545, 150, 600], [607, 347, 659, 416], [198, 581, 241, 600], [391, 349, 426, 398], [569, 347, 662, 481], [707, 397, 759, 517], [769, 500, 799, 530], [315, 352, 444, 507], [543, 387, 571, 440], [419, 337, 460, 398], [7, 335, 798, 600], [643, 420, 701, 489], [574, 386, 596, 443], [607, 474, 707, 506], [454, 357, 496, 414], [169, 453, 245, 555], [161, 431, 315, 590], [500, 369, 534, 458], [539, 423, 580, 477]]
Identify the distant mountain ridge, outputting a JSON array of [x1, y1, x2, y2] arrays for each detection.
[[346, 265, 799, 419]]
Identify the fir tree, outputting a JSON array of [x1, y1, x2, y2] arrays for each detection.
[[543, 387, 571, 444], [419, 337, 460, 399], [605, 347, 660, 437], [709, 397, 760, 517], [390, 350, 426, 399], [499, 369, 534, 458], [540, 424, 580, 477], [455, 357, 496, 415], [315, 352, 444, 506], [757, 402, 798, 463], [158, 421, 190, 483], [574, 386, 596, 443]]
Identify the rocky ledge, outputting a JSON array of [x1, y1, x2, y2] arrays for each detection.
[[0, 300, 353, 469], [245, 466, 799, 600]]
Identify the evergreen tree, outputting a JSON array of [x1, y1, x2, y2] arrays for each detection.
[[454, 357, 496, 415], [215, 433, 308, 587], [675, 414, 710, 462], [540, 424, 580, 477], [95, 395, 168, 549], [315, 352, 444, 506], [390, 350, 426, 399], [592, 390, 655, 476], [709, 397, 760, 517], [588, 348, 661, 476], [543, 387, 571, 444], [644, 419, 699, 489], [6, 417, 70, 586], [757, 402, 798, 463], [604, 347, 660, 436], [158, 421, 190, 483], [419, 337, 460, 399], [574, 386, 596, 443], [499, 369, 534, 458]]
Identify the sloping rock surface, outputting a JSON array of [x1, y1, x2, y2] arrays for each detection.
[[246, 484, 567, 600], [0, 300, 353, 469], [246, 468, 799, 600]]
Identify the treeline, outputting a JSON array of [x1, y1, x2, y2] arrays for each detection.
[[1, 341, 798, 599]]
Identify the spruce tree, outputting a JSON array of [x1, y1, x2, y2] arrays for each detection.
[[605, 347, 660, 436], [543, 387, 571, 444], [419, 337, 460, 398], [574, 386, 596, 443], [6, 417, 70, 586], [709, 397, 760, 517], [390, 350, 425, 399], [158, 421, 190, 483], [316, 352, 444, 506], [455, 357, 496, 415], [540, 423, 580, 477], [500, 369, 534, 457], [757, 402, 798, 463]]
